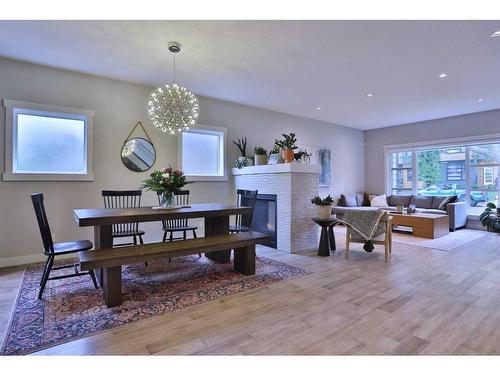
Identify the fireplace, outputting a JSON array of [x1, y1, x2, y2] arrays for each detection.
[[251, 194, 277, 248]]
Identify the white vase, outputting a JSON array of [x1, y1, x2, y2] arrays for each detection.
[[317, 205, 332, 219]]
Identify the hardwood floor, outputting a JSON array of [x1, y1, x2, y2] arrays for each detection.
[[1, 229, 500, 355]]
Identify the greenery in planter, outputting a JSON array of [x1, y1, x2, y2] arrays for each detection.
[[254, 146, 267, 155], [479, 202, 500, 232], [311, 194, 334, 206], [294, 149, 312, 162], [280, 133, 298, 150], [232, 137, 247, 157], [270, 141, 282, 154]]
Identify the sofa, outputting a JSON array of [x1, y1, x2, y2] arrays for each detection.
[[332, 193, 467, 231]]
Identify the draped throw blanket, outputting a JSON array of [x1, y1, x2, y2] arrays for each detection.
[[341, 210, 386, 252]]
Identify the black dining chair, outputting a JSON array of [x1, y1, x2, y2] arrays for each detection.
[[159, 190, 200, 262], [229, 189, 258, 233], [31, 192, 98, 299], [102, 190, 145, 247], [159, 190, 198, 242]]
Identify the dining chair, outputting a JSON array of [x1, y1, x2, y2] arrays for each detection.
[[31, 192, 98, 299], [159, 190, 198, 242], [102, 190, 145, 247], [345, 212, 393, 262], [229, 189, 258, 233]]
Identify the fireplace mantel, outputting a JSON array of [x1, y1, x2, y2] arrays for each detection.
[[232, 162, 319, 253], [231, 163, 319, 176]]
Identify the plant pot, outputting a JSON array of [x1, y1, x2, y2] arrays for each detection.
[[254, 154, 268, 166], [246, 157, 254, 166], [282, 149, 295, 163], [316, 204, 332, 219]]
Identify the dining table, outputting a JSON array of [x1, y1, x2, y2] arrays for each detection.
[[73, 203, 252, 300]]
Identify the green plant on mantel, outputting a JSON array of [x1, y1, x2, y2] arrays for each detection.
[[270, 141, 282, 154], [232, 137, 247, 157], [280, 133, 298, 150], [479, 202, 500, 232], [311, 195, 334, 206], [254, 146, 267, 156]]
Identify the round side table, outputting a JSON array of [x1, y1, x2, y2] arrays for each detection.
[[311, 217, 338, 256]]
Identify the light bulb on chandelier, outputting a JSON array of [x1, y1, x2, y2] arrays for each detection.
[[148, 41, 199, 134]]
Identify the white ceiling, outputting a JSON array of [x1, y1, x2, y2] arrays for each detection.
[[0, 20, 500, 130]]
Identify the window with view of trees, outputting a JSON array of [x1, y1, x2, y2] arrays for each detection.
[[388, 142, 500, 214]]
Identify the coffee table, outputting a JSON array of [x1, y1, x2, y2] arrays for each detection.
[[388, 212, 449, 239]]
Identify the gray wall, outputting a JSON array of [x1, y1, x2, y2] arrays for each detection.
[[0, 57, 365, 266], [364, 110, 500, 194]]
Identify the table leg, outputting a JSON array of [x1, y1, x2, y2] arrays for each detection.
[[234, 245, 256, 275], [93, 225, 113, 286], [204, 216, 231, 263], [318, 226, 331, 256], [328, 226, 336, 251], [102, 266, 122, 307]]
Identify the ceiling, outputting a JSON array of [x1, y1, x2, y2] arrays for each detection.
[[0, 20, 500, 130]]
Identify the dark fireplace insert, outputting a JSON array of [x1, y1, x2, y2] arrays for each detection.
[[251, 193, 277, 248]]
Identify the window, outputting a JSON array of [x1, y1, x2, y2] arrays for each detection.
[[389, 151, 413, 195], [3, 100, 94, 181], [386, 141, 500, 214], [179, 125, 227, 181]]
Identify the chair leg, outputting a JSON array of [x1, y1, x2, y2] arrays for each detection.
[[139, 235, 144, 245], [345, 234, 350, 259], [133, 236, 137, 246], [183, 230, 187, 240], [162, 230, 168, 242], [38, 256, 54, 299], [89, 269, 99, 289], [40, 257, 51, 286], [169, 231, 173, 242], [193, 229, 197, 239]]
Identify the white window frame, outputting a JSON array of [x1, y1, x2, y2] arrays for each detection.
[[178, 124, 228, 182], [3, 99, 94, 181], [383, 133, 500, 211]]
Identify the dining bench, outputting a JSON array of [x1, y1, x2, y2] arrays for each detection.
[[79, 230, 270, 307]]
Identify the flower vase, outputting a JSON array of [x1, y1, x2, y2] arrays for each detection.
[[160, 191, 175, 208]]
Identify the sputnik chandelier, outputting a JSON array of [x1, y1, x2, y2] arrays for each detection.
[[148, 41, 199, 135]]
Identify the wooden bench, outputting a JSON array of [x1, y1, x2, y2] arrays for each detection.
[[79, 231, 270, 307]]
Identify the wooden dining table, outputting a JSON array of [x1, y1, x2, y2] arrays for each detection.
[[73, 203, 252, 291]]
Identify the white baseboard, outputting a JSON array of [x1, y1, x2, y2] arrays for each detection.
[[0, 253, 75, 269]]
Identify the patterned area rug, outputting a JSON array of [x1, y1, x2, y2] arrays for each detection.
[[2, 255, 310, 355]]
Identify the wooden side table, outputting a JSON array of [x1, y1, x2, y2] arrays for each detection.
[[311, 217, 338, 256]]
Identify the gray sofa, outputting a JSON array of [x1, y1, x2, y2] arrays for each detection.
[[332, 193, 467, 231]]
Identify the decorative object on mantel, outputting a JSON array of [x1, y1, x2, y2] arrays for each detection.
[[311, 194, 334, 219], [276, 133, 298, 163], [121, 121, 157, 172], [268, 142, 283, 164], [147, 41, 199, 135], [479, 202, 500, 232], [233, 137, 249, 168], [294, 149, 312, 163], [141, 167, 192, 208], [254, 146, 268, 166]]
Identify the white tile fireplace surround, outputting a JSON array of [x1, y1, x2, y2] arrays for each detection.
[[232, 163, 320, 253]]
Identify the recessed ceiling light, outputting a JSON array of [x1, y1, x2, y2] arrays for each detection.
[[478, 98, 485, 102], [490, 30, 500, 38], [439, 73, 448, 78], [366, 93, 374, 97], [366, 120, 371, 123], [316, 107, 321, 110]]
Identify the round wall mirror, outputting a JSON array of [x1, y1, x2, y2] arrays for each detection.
[[121, 137, 156, 172]]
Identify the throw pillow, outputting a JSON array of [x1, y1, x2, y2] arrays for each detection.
[[340, 193, 357, 207], [370, 194, 388, 208], [438, 195, 458, 210]]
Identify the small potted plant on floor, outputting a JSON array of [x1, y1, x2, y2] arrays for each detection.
[[311, 194, 334, 219], [254, 146, 268, 166], [479, 202, 500, 232], [233, 137, 248, 168], [280, 133, 298, 163]]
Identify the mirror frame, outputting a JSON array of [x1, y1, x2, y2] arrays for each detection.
[[120, 136, 157, 173]]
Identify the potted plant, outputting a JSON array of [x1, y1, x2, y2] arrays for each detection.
[[311, 194, 334, 219], [280, 133, 298, 163], [294, 149, 312, 163], [141, 167, 192, 208], [254, 146, 268, 166], [479, 202, 500, 232], [232, 137, 248, 168], [268, 142, 283, 164]]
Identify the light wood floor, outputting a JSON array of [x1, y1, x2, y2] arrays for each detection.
[[1, 229, 500, 355]]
